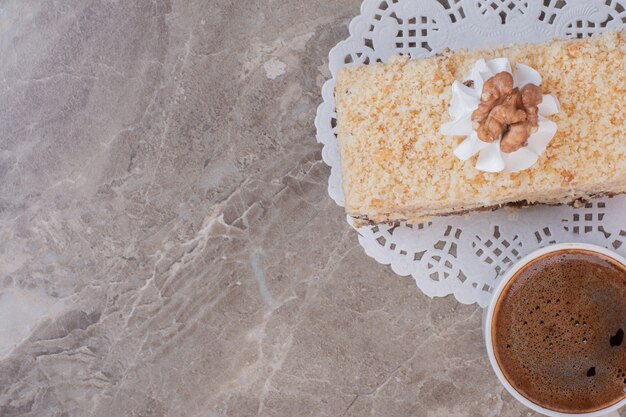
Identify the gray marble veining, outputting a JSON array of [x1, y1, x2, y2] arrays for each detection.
[[0, 1, 622, 416]]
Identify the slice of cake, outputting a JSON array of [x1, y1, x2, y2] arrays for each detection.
[[334, 30, 625, 225]]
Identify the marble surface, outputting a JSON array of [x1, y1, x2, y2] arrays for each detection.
[[0, 1, 622, 416]]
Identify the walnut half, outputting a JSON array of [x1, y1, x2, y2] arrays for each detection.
[[470, 71, 543, 153]]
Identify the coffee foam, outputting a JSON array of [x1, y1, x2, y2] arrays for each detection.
[[492, 250, 626, 413]]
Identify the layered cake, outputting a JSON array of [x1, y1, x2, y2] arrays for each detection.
[[334, 30, 625, 225]]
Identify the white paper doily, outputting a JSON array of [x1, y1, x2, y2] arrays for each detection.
[[315, 0, 626, 307]]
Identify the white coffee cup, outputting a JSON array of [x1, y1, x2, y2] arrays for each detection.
[[483, 243, 626, 417]]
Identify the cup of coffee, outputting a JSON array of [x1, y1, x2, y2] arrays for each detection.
[[484, 243, 626, 416]]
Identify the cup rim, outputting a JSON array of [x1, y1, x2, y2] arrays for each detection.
[[485, 242, 626, 417]]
